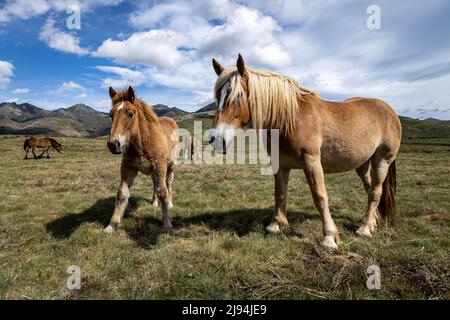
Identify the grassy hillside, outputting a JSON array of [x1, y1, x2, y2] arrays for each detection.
[[400, 116, 450, 144], [0, 132, 448, 299]]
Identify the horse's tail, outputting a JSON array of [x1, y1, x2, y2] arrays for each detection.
[[49, 138, 63, 153], [378, 160, 396, 221]]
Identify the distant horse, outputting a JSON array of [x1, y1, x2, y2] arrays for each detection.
[[185, 134, 201, 163], [24, 136, 63, 159], [209, 54, 401, 249], [104, 86, 180, 233]]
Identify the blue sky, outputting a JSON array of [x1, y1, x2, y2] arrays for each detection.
[[0, 0, 449, 119]]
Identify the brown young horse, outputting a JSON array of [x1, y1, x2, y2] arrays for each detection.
[[210, 54, 401, 249], [104, 86, 179, 233], [24, 136, 63, 159]]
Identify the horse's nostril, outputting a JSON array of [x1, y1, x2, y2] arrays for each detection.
[[107, 141, 119, 151], [209, 136, 216, 144]]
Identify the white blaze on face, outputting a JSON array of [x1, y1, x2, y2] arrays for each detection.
[[218, 81, 231, 111], [117, 134, 126, 148], [117, 102, 124, 110], [215, 123, 234, 150]]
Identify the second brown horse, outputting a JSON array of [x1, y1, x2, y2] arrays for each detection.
[[24, 136, 63, 159]]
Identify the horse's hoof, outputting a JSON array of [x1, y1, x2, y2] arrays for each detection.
[[266, 222, 281, 233], [103, 225, 115, 233], [152, 201, 159, 207], [356, 226, 372, 238], [162, 222, 173, 230], [167, 202, 174, 209], [322, 235, 339, 250]]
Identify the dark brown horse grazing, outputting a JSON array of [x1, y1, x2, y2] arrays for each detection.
[[104, 86, 180, 233], [210, 54, 402, 249], [24, 136, 63, 159]]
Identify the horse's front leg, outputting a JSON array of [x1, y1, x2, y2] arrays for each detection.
[[153, 167, 172, 230], [266, 168, 291, 233], [303, 154, 340, 249], [24, 148, 28, 159], [151, 176, 159, 207], [37, 149, 46, 158], [104, 166, 138, 233]]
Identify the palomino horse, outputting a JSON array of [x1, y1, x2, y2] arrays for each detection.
[[24, 136, 63, 159], [209, 54, 401, 249], [104, 86, 179, 232], [186, 134, 201, 163]]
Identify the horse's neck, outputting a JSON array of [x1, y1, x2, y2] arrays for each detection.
[[130, 108, 160, 155]]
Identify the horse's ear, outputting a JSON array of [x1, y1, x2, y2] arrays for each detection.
[[125, 86, 135, 103], [237, 53, 246, 77], [109, 87, 116, 99], [212, 58, 224, 76]]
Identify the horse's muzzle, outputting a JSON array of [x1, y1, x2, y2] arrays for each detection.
[[209, 136, 228, 154], [107, 140, 123, 154]]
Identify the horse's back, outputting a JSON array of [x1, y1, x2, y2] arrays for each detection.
[[300, 96, 402, 173], [159, 116, 179, 162], [159, 117, 179, 140], [341, 97, 402, 151]]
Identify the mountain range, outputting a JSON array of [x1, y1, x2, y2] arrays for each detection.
[[0, 101, 214, 137], [1, 101, 449, 139]]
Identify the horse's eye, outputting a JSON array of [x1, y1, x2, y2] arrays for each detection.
[[127, 111, 134, 118]]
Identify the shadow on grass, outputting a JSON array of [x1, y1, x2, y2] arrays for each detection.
[[128, 208, 317, 248], [46, 196, 142, 239], [45, 196, 319, 248]]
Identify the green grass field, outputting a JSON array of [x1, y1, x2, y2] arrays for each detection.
[[0, 132, 449, 299]]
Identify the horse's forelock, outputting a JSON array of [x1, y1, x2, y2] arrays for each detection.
[[214, 68, 245, 109]]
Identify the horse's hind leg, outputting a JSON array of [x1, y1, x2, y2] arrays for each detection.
[[46, 147, 50, 158], [303, 154, 339, 249], [356, 160, 371, 194], [356, 155, 391, 237], [266, 167, 290, 233], [154, 167, 172, 230], [151, 176, 159, 207], [104, 166, 138, 233], [166, 164, 175, 209]]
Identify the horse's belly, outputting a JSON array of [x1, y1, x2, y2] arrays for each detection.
[[127, 157, 154, 175], [320, 144, 376, 173]]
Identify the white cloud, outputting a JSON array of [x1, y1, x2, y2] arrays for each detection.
[[0, 0, 49, 23], [129, 0, 235, 29], [59, 81, 85, 92], [92, 1, 293, 109], [95, 66, 145, 88], [53, 80, 89, 102], [198, 7, 291, 69], [94, 98, 112, 111], [39, 18, 89, 55], [93, 30, 185, 67], [12, 87, 29, 94], [0, 60, 14, 89], [0, 0, 124, 23]]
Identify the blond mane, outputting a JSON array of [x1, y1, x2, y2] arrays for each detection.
[[215, 67, 318, 136], [135, 98, 159, 123]]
